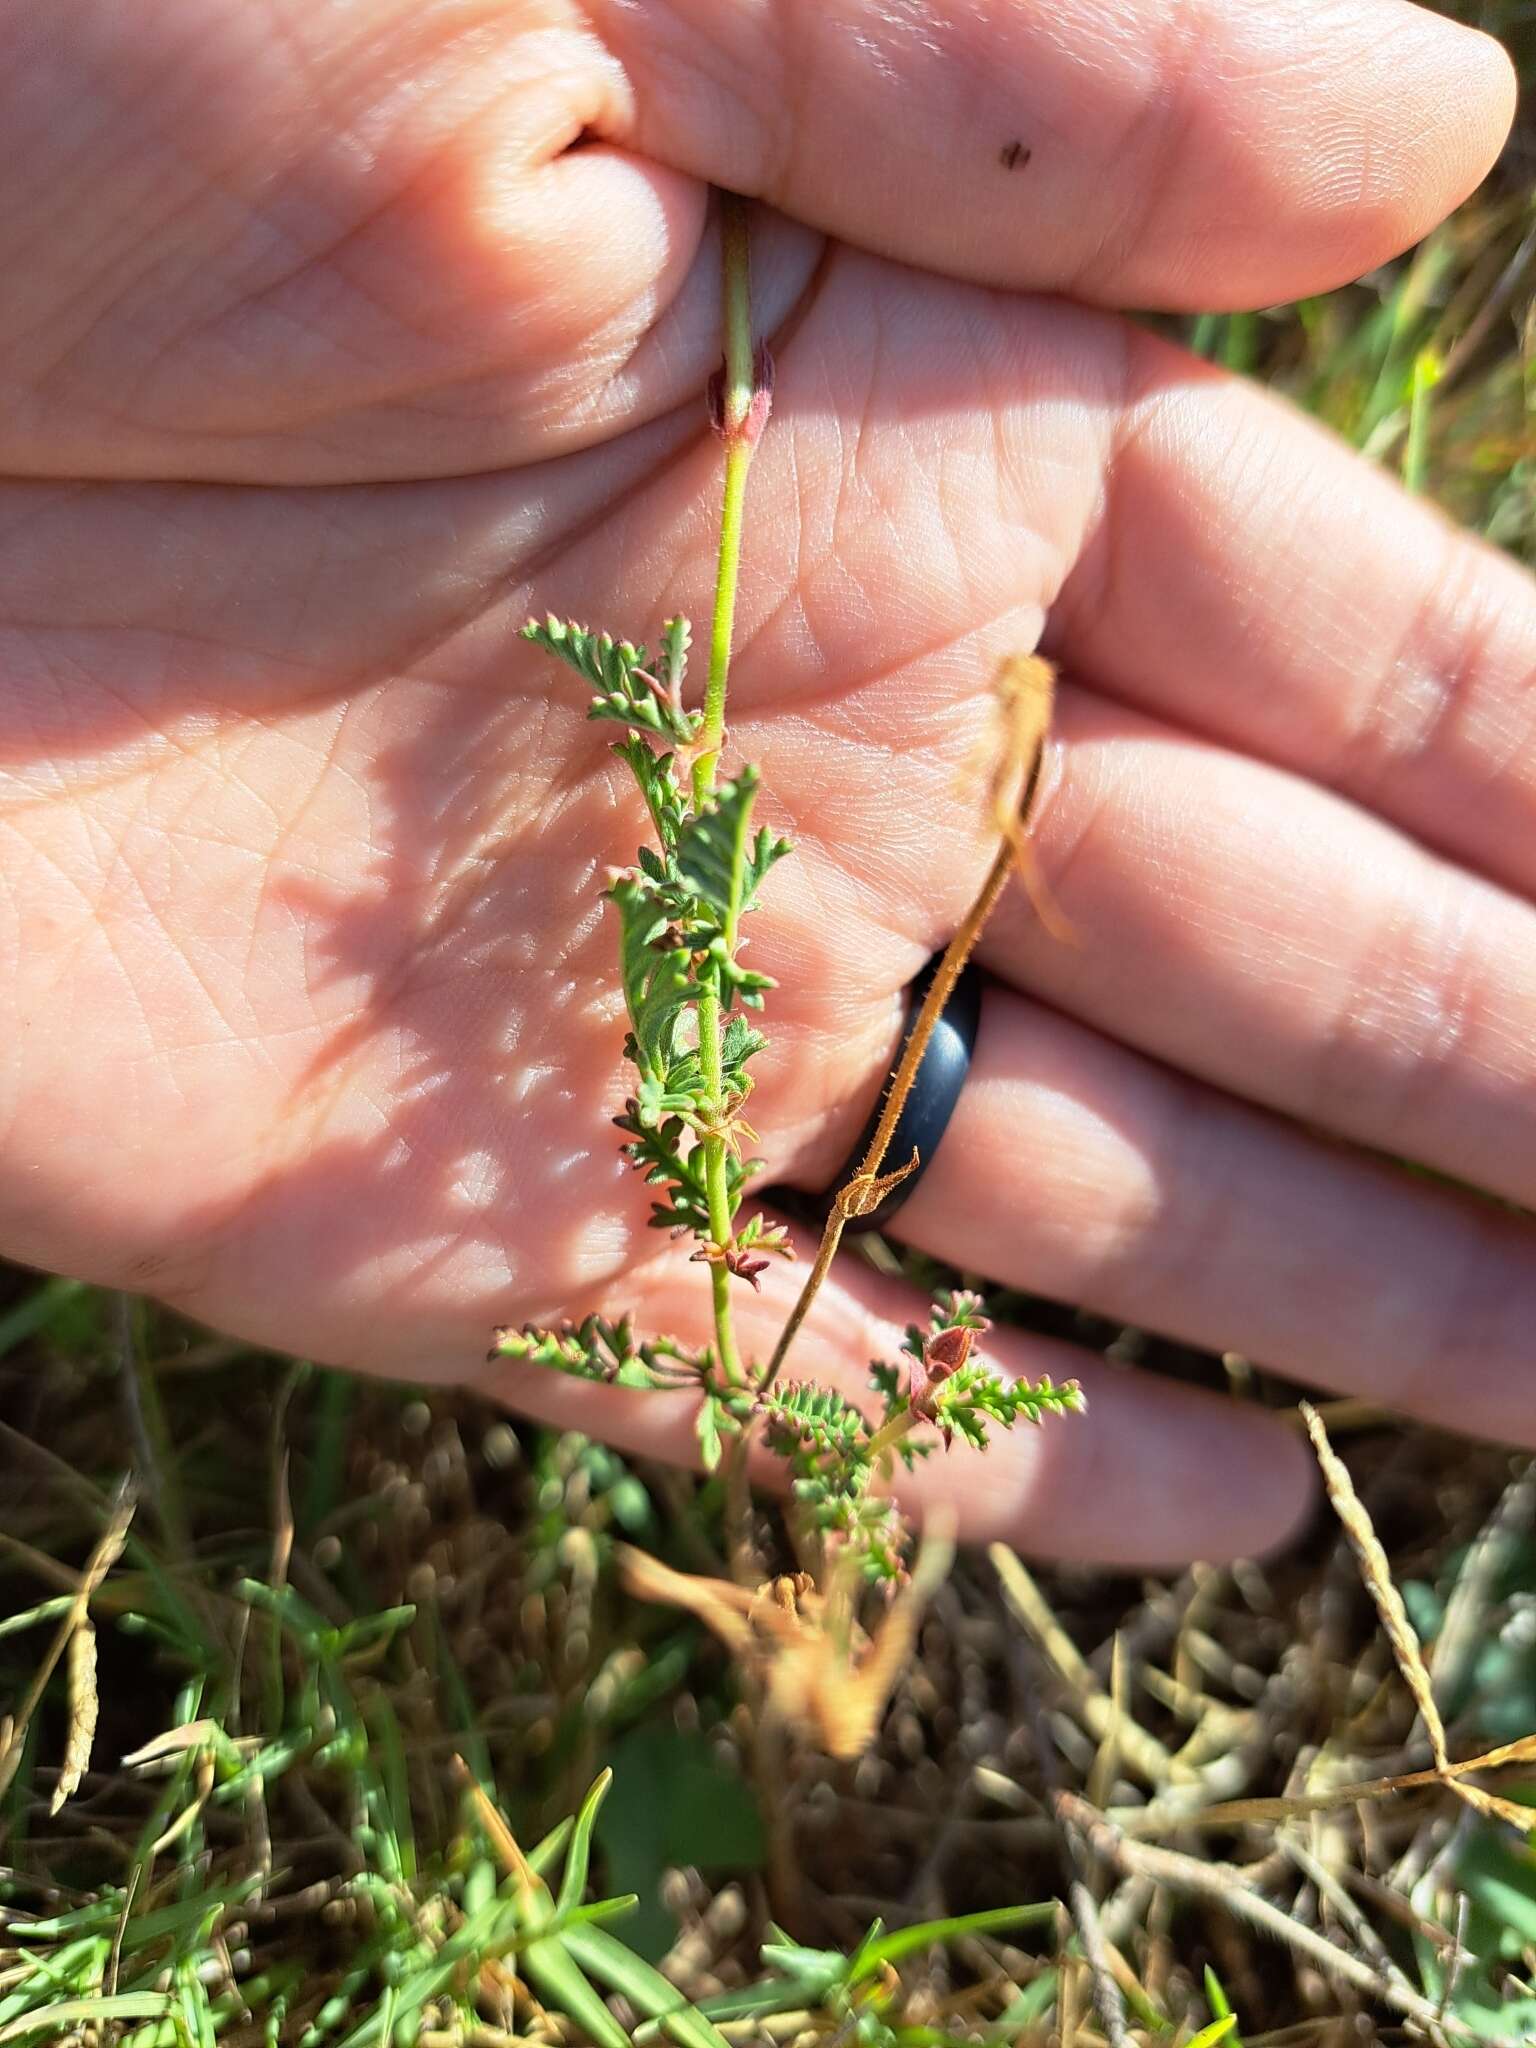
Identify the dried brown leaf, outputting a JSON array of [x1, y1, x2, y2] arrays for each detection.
[[620, 1523, 955, 1761], [834, 1150, 920, 1224], [121, 1719, 236, 1769], [965, 653, 1073, 942]]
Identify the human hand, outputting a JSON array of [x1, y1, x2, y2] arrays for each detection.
[[2, 0, 1526, 1564]]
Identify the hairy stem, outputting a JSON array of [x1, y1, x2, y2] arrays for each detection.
[[694, 192, 757, 808], [698, 986, 745, 1388], [762, 744, 1047, 1392], [695, 191, 760, 1391]]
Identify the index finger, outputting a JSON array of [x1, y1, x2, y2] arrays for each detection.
[[592, 0, 1514, 309]]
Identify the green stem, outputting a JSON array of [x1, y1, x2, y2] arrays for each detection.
[[693, 192, 757, 808], [863, 1408, 919, 1466], [698, 988, 744, 1389], [694, 192, 760, 1391]]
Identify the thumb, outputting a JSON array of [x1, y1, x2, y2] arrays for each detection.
[[0, 0, 816, 484]]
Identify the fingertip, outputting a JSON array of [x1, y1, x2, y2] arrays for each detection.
[[1088, 0, 1520, 309], [1343, 8, 1517, 264]]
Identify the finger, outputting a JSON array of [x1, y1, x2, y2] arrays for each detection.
[[2, 3, 1513, 487], [1047, 330, 1536, 901], [982, 687, 1536, 1215], [886, 984, 1536, 1449], [0, 0, 820, 481], [474, 1241, 1314, 1567], [594, 0, 1514, 307]]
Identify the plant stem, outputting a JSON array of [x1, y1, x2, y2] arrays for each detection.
[[762, 740, 1048, 1393], [698, 989, 744, 1388], [863, 1407, 919, 1466], [693, 191, 757, 808], [695, 191, 760, 1391]]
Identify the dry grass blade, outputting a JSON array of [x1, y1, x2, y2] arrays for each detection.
[[452, 1754, 540, 1898], [122, 1719, 250, 1769], [991, 1544, 1188, 1787], [1303, 1403, 1536, 1836], [1301, 1403, 1448, 1771], [1115, 1732, 1536, 1836], [50, 1617, 98, 1815], [814, 1519, 954, 1761], [1062, 1794, 1483, 2042], [0, 1475, 134, 1805]]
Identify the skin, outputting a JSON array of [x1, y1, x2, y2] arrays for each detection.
[[1, 0, 1530, 1566]]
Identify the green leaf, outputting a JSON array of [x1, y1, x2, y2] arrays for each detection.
[[675, 771, 757, 930], [674, 770, 788, 943], [998, 1970, 1059, 2029], [1184, 2019, 1238, 2048], [489, 1318, 692, 1392], [561, 1923, 734, 2048], [615, 738, 689, 850], [658, 616, 691, 696], [594, 1727, 765, 1961], [719, 1013, 768, 1086], [609, 879, 695, 1088], [524, 616, 647, 699], [523, 616, 700, 748], [696, 1396, 723, 1473], [0, 1996, 175, 2043], [522, 1935, 634, 2048], [855, 1903, 1056, 1976], [556, 1770, 614, 1921]]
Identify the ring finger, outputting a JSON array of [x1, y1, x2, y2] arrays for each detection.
[[878, 977, 1536, 1448]]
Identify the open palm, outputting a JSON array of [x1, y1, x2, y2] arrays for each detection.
[[4, 0, 1530, 1562]]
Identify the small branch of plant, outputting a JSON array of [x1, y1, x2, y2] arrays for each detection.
[[490, 192, 1082, 1758]]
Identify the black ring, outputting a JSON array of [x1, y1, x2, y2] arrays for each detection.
[[816, 955, 984, 1235]]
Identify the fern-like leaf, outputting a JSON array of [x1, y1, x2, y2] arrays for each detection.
[[758, 1381, 870, 1460], [608, 877, 695, 1093], [675, 769, 789, 935], [488, 1315, 710, 1391], [614, 736, 689, 850], [523, 615, 700, 747], [525, 616, 648, 696]]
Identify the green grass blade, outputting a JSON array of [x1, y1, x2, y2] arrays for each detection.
[[857, 1903, 1056, 1976], [1185, 2018, 1238, 2048], [561, 1922, 733, 2048], [0, 1595, 74, 1640], [0, 1278, 86, 1359], [528, 1815, 574, 1879], [556, 1768, 614, 1920], [0, 1995, 173, 2043], [522, 1934, 633, 2048], [563, 1895, 640, 1928], [1403, 346, 1442, 494], [1203, 1967, 1244, 2048]]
